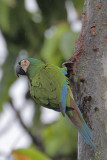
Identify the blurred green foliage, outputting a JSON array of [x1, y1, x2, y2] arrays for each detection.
[[0, 0, 84, 159], [42, 116, 77, 156], [41, 23, 79, 66], [72, 0, 84, 15]]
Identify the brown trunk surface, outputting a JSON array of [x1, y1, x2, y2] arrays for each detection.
[[64, 0, 107, 159]]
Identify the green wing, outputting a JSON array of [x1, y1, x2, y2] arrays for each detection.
[[29, 64, 66, 110]]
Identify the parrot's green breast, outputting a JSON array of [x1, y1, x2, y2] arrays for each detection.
[[28, 63, 67, 109]]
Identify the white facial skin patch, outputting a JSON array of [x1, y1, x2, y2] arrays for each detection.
[[21, 60, 30, 72]]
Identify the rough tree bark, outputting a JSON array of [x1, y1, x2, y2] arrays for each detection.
[[64, 0, 107, 159]]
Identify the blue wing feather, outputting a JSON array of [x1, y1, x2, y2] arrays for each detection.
[[59, 69, 67, 116], [60, 69, 67, 75]]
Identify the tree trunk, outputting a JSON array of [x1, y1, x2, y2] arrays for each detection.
[[64, 0, 107, 159]]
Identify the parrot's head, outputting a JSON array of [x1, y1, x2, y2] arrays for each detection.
[[16, 59, 30, 77], [16, 58, 42, 77]]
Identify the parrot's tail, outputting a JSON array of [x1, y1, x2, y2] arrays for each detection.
[[66, 95, 95, 149]]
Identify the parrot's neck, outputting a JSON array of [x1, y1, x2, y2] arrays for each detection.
[[27, 61, 44, 79]]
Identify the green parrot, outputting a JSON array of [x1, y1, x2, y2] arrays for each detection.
[[16, 58, 95, 149]]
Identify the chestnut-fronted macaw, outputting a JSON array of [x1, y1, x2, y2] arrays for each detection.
[[16, 58, 95, 149]]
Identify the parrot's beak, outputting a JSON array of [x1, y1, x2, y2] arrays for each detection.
[[16, 63, 26, 77]]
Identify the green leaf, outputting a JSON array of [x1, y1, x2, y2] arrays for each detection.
[[41, 23, 79, 66], [41, 23, 69, 66], [59, 30, 79, 60], [12, 148, 51, 160]]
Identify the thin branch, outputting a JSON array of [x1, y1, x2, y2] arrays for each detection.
[[9, 99, 77, 160], [9, 99, 44, 152]]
